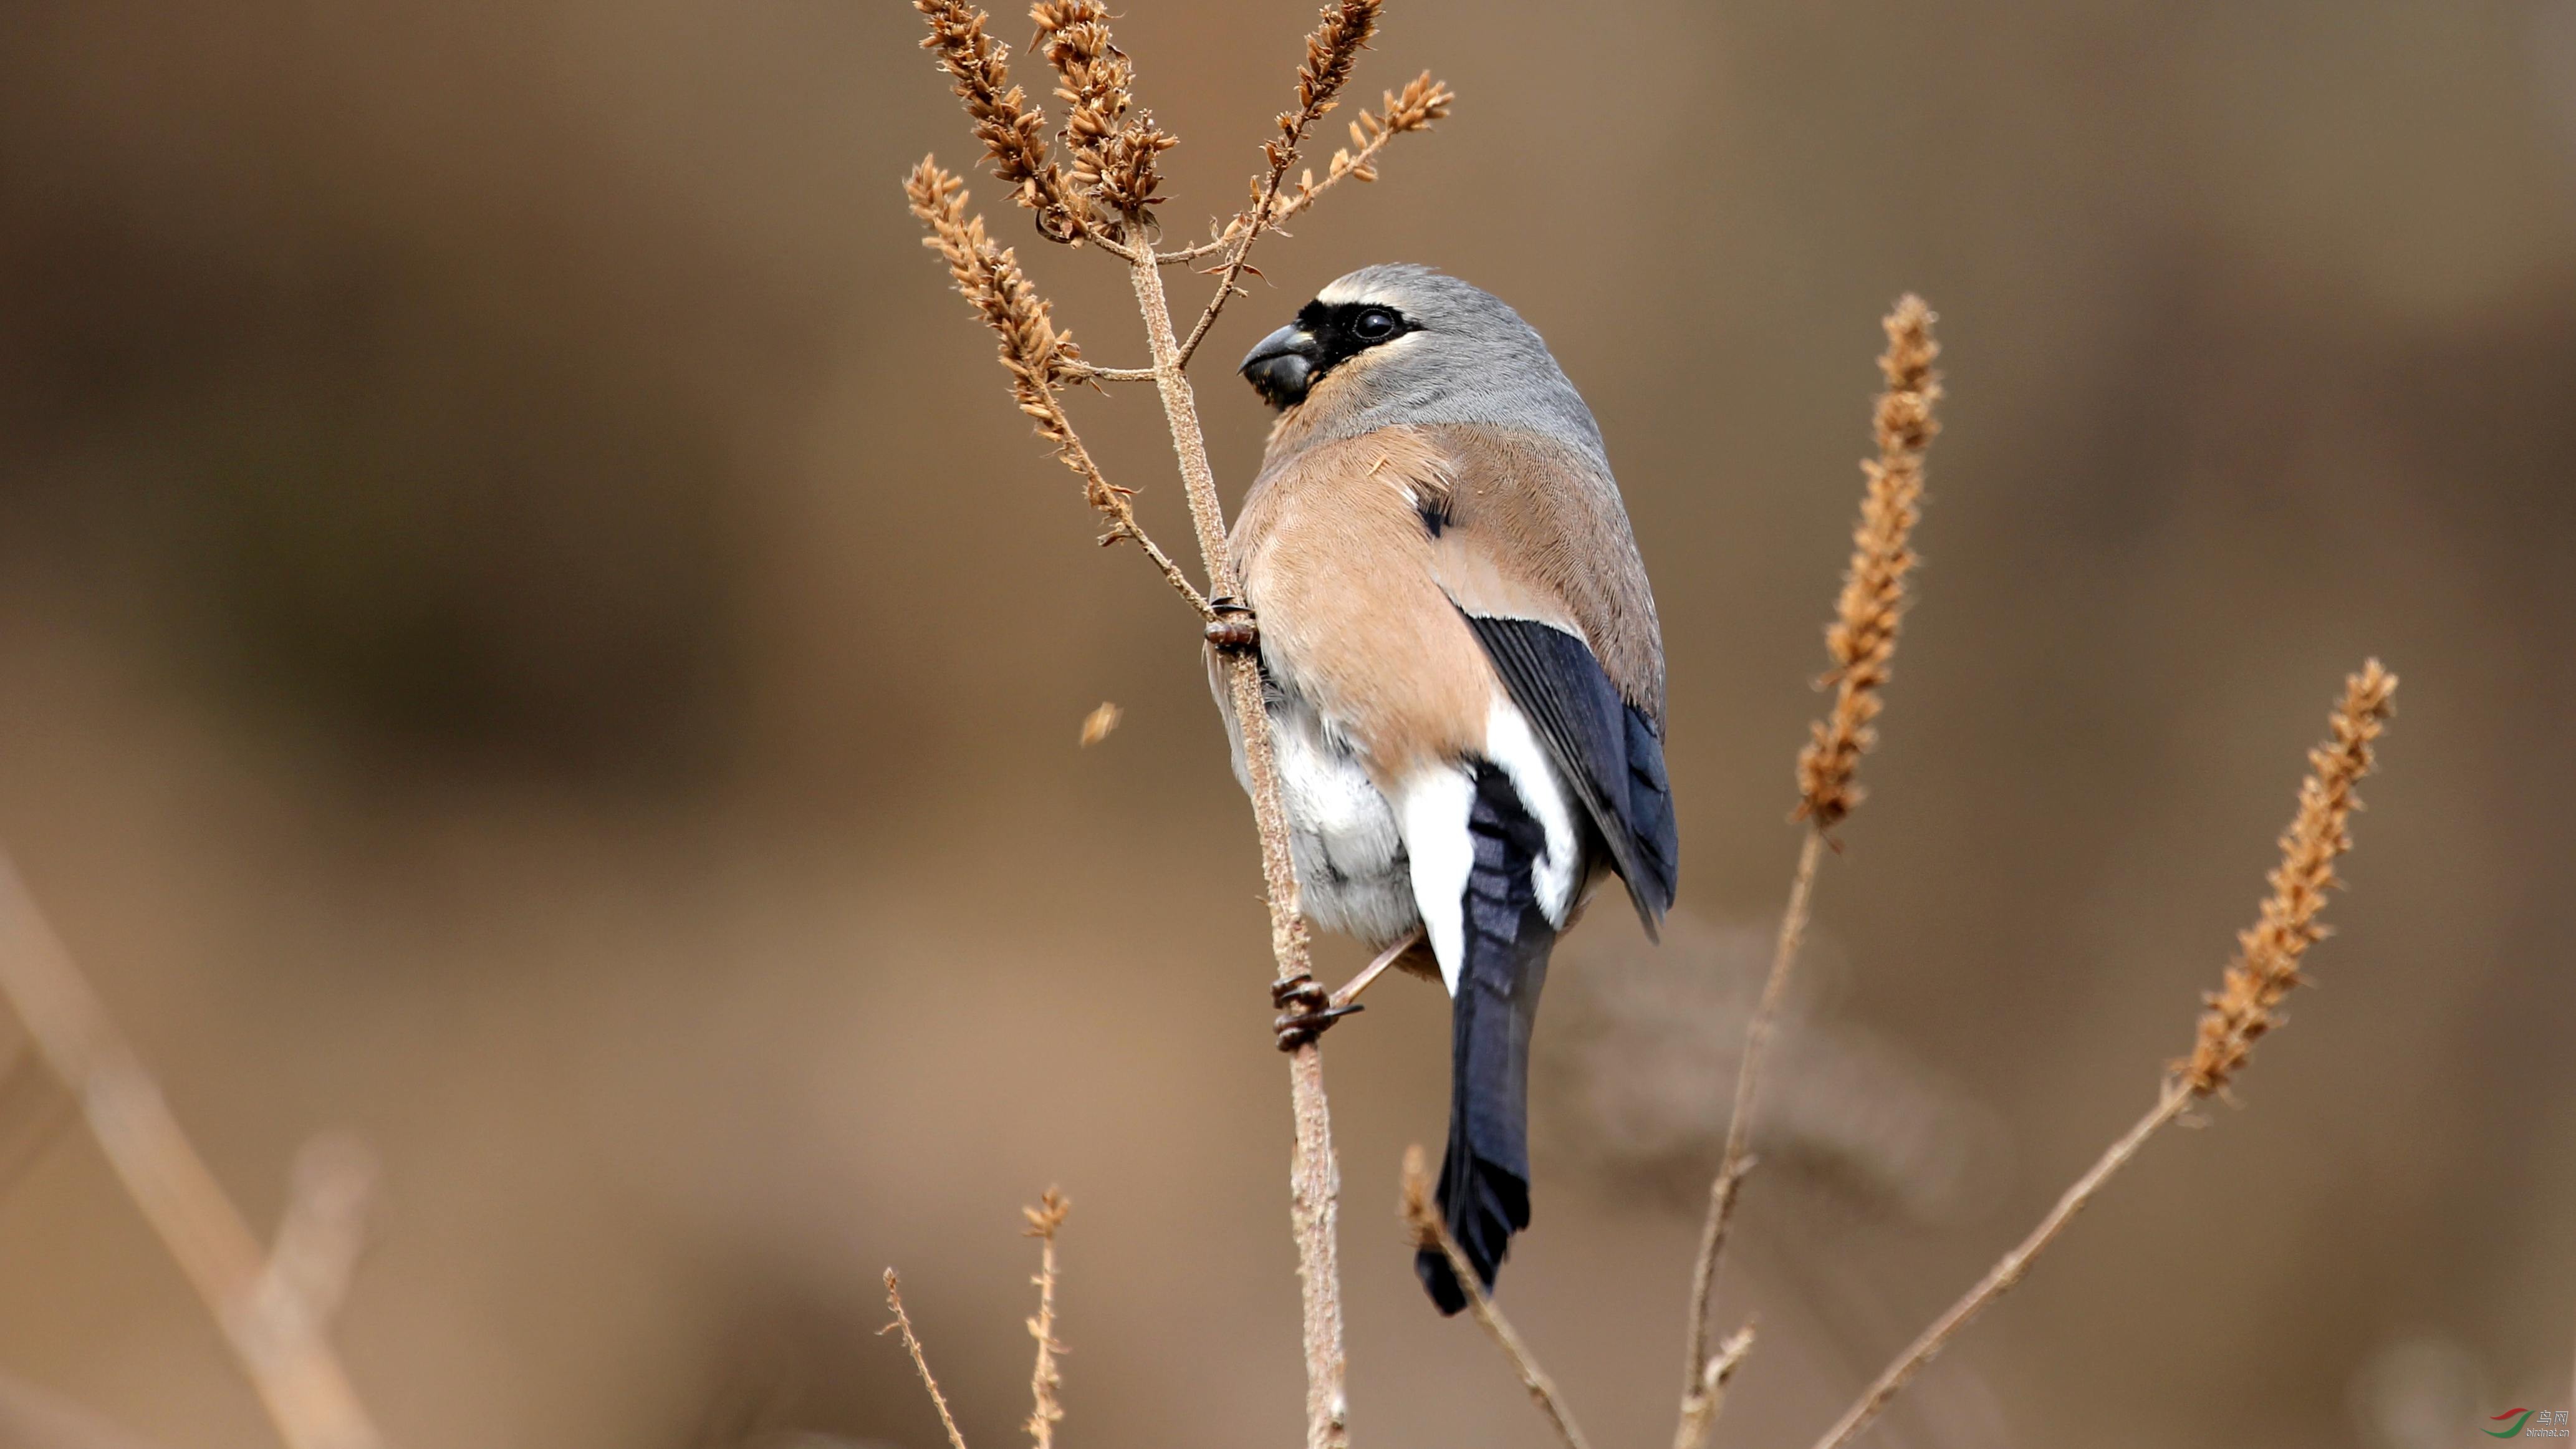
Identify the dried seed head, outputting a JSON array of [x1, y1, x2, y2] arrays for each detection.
[[1089, 112, 1177, 220], [1289, 1, 1381, 140], [1307, 72, 1452, 193], [1023, 1186, 1070, 1237], [2184, 660, 2398, 1095], [1035, 3, 1128, 160], [1796, 296, 1941, 832], [1259, 1, 1379, 188], [1377, 70, 1455, 132], [904, 158, 1089, 446], [1032, 1, 1171, 223], [902, 157, 1204, 612], [915, 0, 1087, 241]]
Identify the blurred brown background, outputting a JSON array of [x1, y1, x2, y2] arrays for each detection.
[[1, 1, 2571, 1446]]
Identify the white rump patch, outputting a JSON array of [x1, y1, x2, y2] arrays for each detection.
[[1393, 765, 1476, 996], [1393, 704, 1585, 998]]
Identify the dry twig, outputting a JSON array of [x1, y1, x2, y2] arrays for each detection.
[[1171, 65, 1453, 364], [1161, 71, 1453, 271], [1401, 1147, 1592, 1449], [1163, 0, 1376, 363], [1123, 214, 1354, 1449], [1678, 299, 1941, 1446], [906, 158, 1209, 617], [0, 1367, 176, 1449], [0, 855, 384, 1449], [1672, 1322, 1757, 1449], [882, 1270, 972, 1449], [1809, 660, 2398, 1449], [1022, 1190, 1070, 1449]]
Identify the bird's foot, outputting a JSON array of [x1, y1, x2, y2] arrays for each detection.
[[1272, 974, 1362, 1052], [1205, 596, 1259, 652]]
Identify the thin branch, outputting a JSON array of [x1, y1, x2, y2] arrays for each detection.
[[1673, 1324, 1757, 1449], [1401, 1147, 1592, 1449], [1810, 1082, 2192, 1449], [0, 855, 383, 1449], [1022, 1190, 1070, 1449], [906, 158, 1213, 618], [0, 1368, 177, 1449], [1124, 229, 1352, 1449], [1160, 70, 1455, 269], [1681, 827, 1817, 1412], [1811, 660, 2397, 1448], [1680, 301, 1943, 1439], [882, 1270, 972, 1449], [1166, 0, 1377, 364], [1173, 68, 1452, 364]]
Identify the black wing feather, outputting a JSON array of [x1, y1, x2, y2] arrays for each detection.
[[1461, 613, 1678, 931]]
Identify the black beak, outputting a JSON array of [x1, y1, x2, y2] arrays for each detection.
[[1241, 324, 1322, 409]]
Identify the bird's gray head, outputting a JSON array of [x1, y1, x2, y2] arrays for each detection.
[[1238, 264, 1607, 465]]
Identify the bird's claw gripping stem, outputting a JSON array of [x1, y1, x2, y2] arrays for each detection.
[[1272, 974, 1361, 1052], [1206, 595, 1260, 652]]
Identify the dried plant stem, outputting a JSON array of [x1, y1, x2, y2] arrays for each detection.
[[1676, 828, 1820, 1445], [1126, 230, 1349, 1449], [1671, 1324, 1757, 1449], [0, 857, 382, 1449], [1173, 72, 1452, 365], [906, 160, 1210, 618], [1022, 1191, 1069, 1449], [1161, 70, 1454, 273], [1809, 1081, 2194, 1449], [0, 1367, 178, 1449], [883, 1270, 972, 1449], [1169, 0, 1377, 365], [1812, 661, 2394, 1448], [1680, 301, 1941, 1445], [1401, 1147, 1592, 1449]]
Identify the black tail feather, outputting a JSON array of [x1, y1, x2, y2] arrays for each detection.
[[1416, 762, 1558, 1316]]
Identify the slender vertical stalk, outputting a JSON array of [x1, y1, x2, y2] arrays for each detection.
[[1678, 827, 1820, 1441], [1125, 239, 1348, 1449], [0, 859, 383, 1449]]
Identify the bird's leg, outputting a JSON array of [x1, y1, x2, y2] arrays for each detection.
[[1332, 928, 1425, 1008]]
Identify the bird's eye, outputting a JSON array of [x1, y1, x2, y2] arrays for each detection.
[[1351, 308, 1400, 340]]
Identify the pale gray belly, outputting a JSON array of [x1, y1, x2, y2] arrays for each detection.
[[1221, 676, 1419, 948]]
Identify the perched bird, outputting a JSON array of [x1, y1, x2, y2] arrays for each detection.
[[1213, 263, 1676, 1313]]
